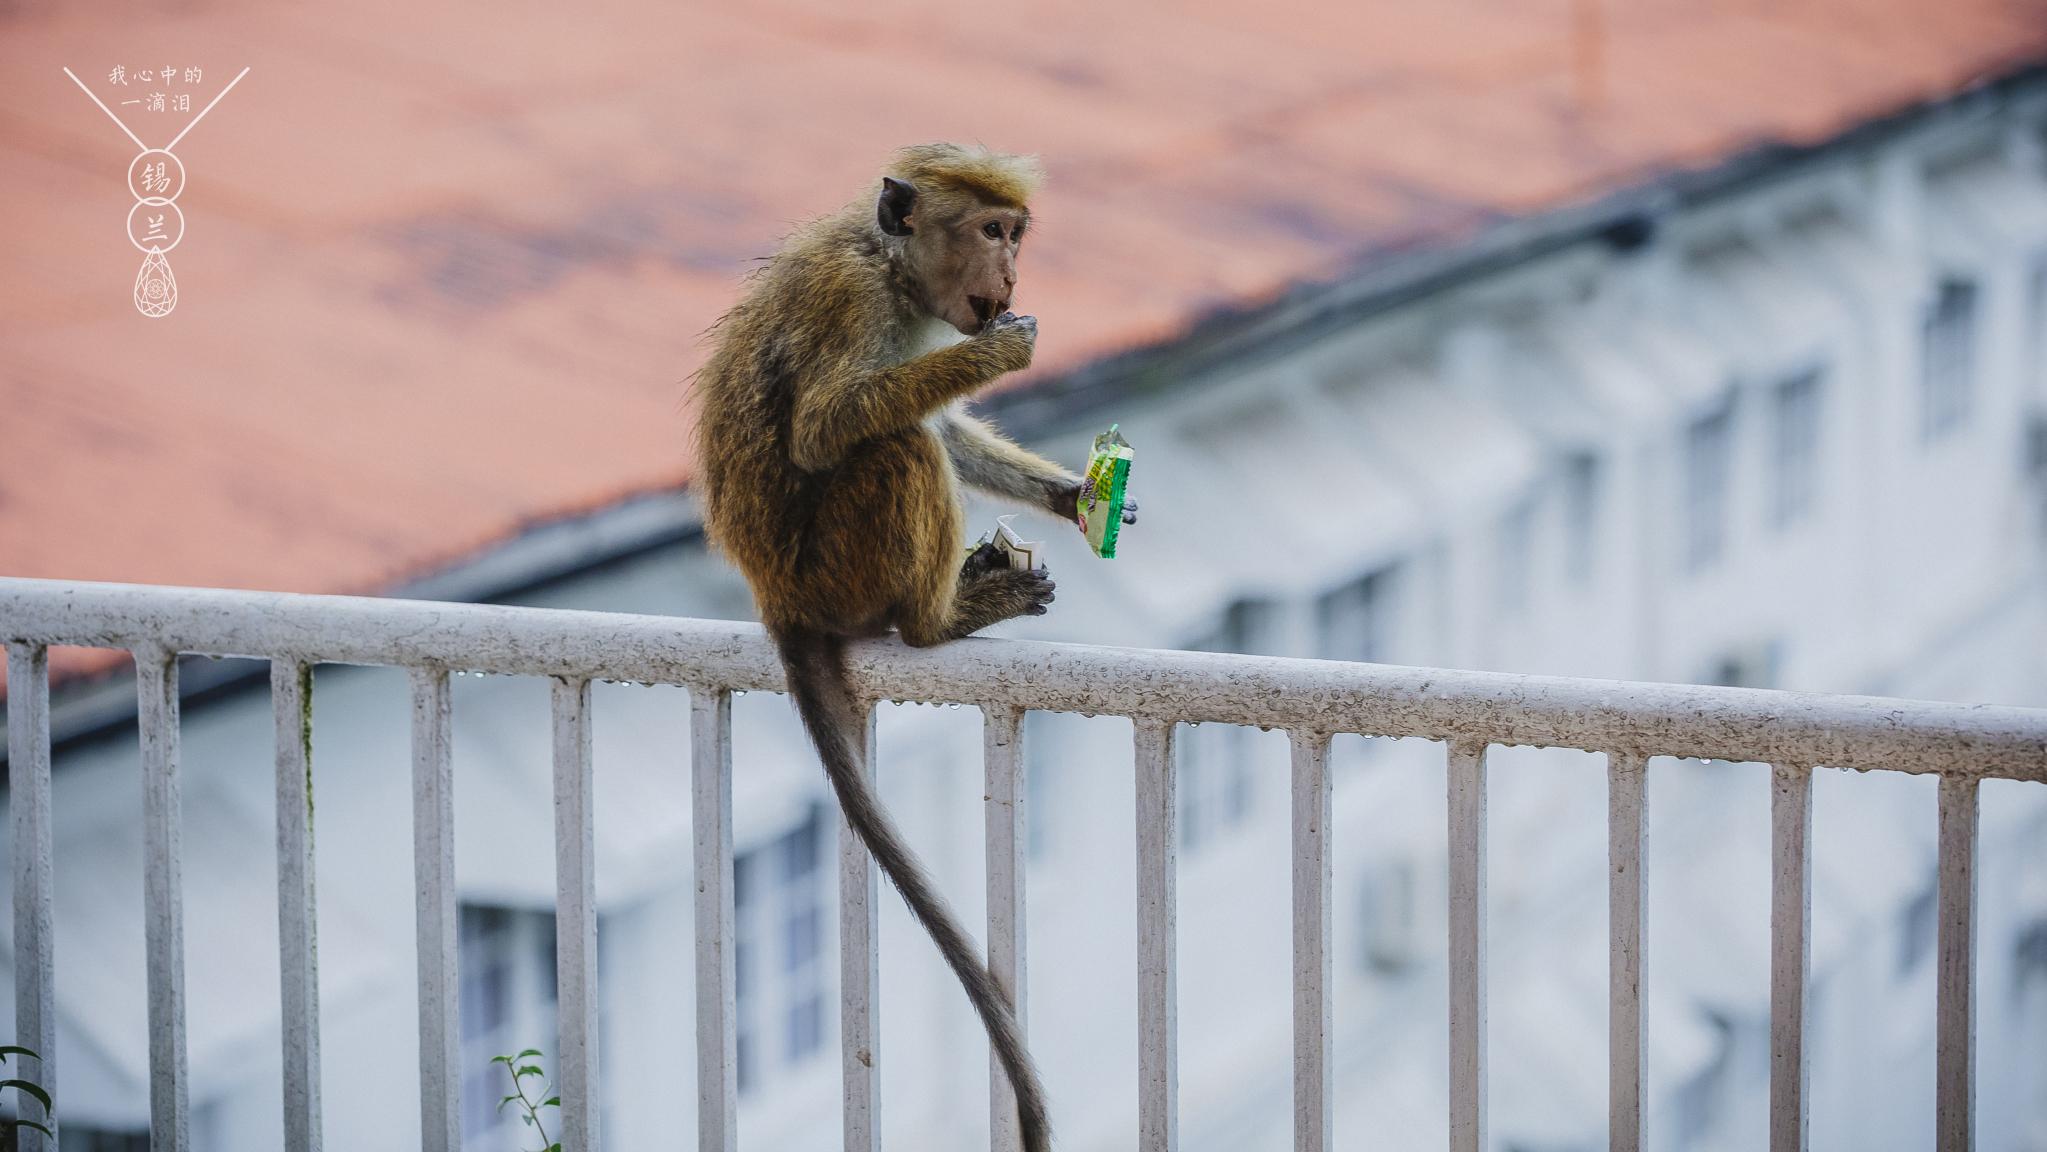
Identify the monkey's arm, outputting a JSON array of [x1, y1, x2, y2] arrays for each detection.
[[941, 409, 1080, 515], [790, 319, 1033, 471], [943, 410, 1141, 525]]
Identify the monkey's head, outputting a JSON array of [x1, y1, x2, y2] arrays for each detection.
[[875, 143, 1044, 336]]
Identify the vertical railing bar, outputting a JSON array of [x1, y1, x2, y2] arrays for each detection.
[[841, 704, 882, 1152], [984, 705, 1028, 1152], [1134, 717, 1178, 1152], [1446, 739, 1487, 1152], [273, 660, 322, 1152], [1769, 763, 1813, 1152], [1289, 730, 1333, 1152], [692, 686, 738, 1152], [1607, 751, 1648, 1152], [554, 678, 599, 1152], [137, 644, 190, 1152], [410, 668, 460, 1152], [6, 642, 56, 1152], [1936, 775, 1979, 1152]]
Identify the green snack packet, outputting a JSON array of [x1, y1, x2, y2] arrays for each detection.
[[1078, 425, 1133, 558]]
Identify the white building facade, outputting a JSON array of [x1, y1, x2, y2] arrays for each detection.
[[14, 76, 2047, 1152]]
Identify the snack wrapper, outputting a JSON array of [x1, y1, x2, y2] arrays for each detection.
[[1078, 425, 1133, 558], [993, 514, 1044, 570]]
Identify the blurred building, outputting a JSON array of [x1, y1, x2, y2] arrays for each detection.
[[4, 3, 2047, 1151]]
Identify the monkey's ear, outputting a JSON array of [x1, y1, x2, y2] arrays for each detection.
[[877, 177, 917, 237]]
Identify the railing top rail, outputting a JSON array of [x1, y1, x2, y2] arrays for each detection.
[[4, 577, 2043, 781]]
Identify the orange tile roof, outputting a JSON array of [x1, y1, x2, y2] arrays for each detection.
[[4, 0, 2044, 691]]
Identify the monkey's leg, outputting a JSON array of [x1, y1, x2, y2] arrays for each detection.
[[898, 566, 1055, 649]]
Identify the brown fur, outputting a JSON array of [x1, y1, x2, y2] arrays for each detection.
[[692, 143, 1073, 1152], [888, 142, 1042, 211]]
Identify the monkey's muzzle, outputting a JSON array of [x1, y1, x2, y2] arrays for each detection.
[[969, 296, 1007, 326]]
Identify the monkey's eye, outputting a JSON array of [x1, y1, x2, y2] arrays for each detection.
[[982, 221, 1004, 240], [1010, 224, 1025, 243]]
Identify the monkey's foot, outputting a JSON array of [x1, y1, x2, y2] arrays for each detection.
[[975, 565, 1056, 621], [910, 565, 1054, 645]]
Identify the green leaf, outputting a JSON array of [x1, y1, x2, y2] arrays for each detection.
[[516, 1065, 544, 1079], [541, 1096, 559, 1108], [550, 1144, 562, 1152], [521, 1115, 534, 1126], [0, 1047, 37, 1063], [0, 1080, 51, 1111], [491, 1054, 514, 1066], [16, 1122, 52, 1138], [516, 1048, 543, 1059]]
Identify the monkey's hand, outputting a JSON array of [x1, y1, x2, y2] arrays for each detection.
[[1049, 482, 1140, 526], [961, 540, 1008, 579], [976, 312, 1037, 375]]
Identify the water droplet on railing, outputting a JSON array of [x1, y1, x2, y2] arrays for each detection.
[[947, 702, 961, 710], [733, 690, 747, 697]]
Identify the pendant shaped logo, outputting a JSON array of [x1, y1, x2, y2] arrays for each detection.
[[65, 66, 249, 318], [134, 247, 177, 317]]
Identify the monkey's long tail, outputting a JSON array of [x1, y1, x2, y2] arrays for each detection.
[[776, 626, 1052, 1152]]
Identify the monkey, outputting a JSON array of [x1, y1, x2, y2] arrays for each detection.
[[692, 143, 1135, 1152]]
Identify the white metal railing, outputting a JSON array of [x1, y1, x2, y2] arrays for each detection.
[[3, 576, 2044, 1152]]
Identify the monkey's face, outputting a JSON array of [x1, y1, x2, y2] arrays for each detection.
[[876, 175, 1031, 336], [912, 206, 1028, 337]]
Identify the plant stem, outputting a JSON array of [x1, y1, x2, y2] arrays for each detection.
[[517, 1073, 552, 1152]]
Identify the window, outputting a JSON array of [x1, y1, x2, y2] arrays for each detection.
[[1684, 395, 1736, 572], [1191, 598, 1277, 657], [1900, 880, 1939, 976], [1562, 452, 1599, 584], [2030, 259, 2047, 371], [1704, 641, 1777, 689], [2031, 415, 2047, 480], [53, 1128, 149, 1151], [1177, 719, 1253, 852], [1359, 858, 1418, 974], [1317, 566, 1396, 664], [1769, 370, 1823, 528], [735, 806, 830, 1093], [1921, 277, 1978, 442], [1495, 498, 1535, 613], [1025, 710, 1055, 862], [1021, 710, 1096, 863], [1179, 599, 1276, 850], [2028, 413, 2047, 540], [459, 905, 559, 1150]]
